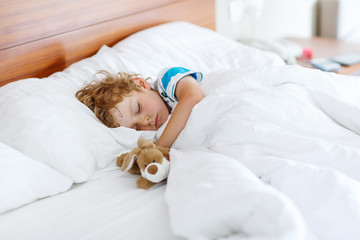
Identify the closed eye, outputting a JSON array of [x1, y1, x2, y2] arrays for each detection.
[[137, 103, 141, 113]]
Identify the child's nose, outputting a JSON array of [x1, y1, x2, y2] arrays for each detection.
[[143, 115, 150, 124], [138, 115, 152, 130]]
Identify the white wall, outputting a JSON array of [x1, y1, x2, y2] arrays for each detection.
[[216, 0, 318, 41]]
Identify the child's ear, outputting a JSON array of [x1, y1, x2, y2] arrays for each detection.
[[133, 78, 151, 90]]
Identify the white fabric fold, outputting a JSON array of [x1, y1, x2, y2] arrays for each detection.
[[166, 65, 360, 240], [166, 149, 309, 240]]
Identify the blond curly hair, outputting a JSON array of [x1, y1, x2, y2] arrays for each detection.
[[76, 70, 142, 127]]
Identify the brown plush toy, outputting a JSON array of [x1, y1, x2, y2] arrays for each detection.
[[116, 137, 170, 190]]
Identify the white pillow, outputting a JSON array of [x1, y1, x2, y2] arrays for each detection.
[[0, 46, 134, 182], [112, 21, 284, 79], [0, 142, 72, 214]]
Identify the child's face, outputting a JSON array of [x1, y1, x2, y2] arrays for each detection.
[[109, 85, 170, 131]]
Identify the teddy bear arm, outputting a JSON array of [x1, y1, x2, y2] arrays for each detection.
[[136, 176, 155, 190]]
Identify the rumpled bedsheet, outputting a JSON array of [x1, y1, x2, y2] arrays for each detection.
[[164, 65, 360, 240]]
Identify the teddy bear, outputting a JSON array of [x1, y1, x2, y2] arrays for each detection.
[[116, 137, 170, 190]]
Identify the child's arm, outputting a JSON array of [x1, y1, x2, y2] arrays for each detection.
[[155, 76, 204, 148]]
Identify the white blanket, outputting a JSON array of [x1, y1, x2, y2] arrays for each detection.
[[165, 65, 360, 240]]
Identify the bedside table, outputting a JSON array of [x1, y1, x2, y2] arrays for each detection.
[[285, 37, 360, 75]]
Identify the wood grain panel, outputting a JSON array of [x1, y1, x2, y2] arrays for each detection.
[[0, 0, 215, 86], [0, 0, 178, 49]]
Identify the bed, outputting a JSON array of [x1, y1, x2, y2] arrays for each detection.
[[1, 1, 360, 240]]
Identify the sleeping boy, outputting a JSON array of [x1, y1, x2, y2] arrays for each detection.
[[76, 67, 204, 148]]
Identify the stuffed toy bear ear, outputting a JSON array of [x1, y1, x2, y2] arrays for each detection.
[[122, 155, 137, 172], [117, 148, 141, 174], [137, 137, 170, 160], [137, 137, 155, 149]]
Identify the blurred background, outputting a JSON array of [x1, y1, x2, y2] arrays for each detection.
[[216, 0, 360, 43], [215, 0, 360, 69]]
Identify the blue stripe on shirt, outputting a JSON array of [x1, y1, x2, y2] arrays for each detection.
[[161, 67, 190, 90]]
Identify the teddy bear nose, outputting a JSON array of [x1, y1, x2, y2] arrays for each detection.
[[147, 165, 158, 175]]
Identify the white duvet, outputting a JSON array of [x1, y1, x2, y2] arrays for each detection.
[[164, 65, 360, 240]]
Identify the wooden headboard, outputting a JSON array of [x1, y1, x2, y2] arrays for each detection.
[[0, 0, 215, 87]]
